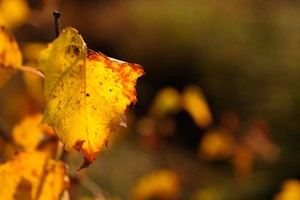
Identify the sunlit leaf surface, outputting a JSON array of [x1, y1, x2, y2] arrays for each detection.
[[149, 87, 182, 117], [274, 179, 300, 200], [0, 26, 22, 87], [38, 27, 144, 169], [0, 0, 29, 29], [0, 151, 69, 200], [12, 113, 55, 151], [129, 169, 180, 200], [182, 85, 213, 128]]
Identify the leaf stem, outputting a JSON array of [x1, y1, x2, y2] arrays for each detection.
[[80, 176, 109, 200], [53, 11, 61, 38], [54, 141, 64, 160], [20, 66, 45, 78]]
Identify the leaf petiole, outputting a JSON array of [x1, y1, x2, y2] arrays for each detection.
[[20, 65, 45, 78], [53, 11, 61, 38]]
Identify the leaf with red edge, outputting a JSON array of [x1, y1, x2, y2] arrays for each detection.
[[38, 27, 144, 169]]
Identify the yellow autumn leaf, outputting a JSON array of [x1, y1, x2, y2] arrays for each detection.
[[182, 85, 213, 129], [0, 0, 29, 29], [38, 27, 144, 169], [274, 179, 300, 200], [12, 113, 55, 151], [199, 128, 234, 160], [129, 169, 181, 200], [0, 26, 22, 87], [191, 188, 220, 200], [21, 43, 46, 106], [22, 42, 47, 62], [0, 151, 69, 200], [22, 70, 45, 106], [149, 87, 182, 117]]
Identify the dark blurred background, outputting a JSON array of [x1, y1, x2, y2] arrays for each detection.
[[0, 0, 300, 199]]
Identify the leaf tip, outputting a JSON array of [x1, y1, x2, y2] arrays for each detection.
[[77, 159, 91, 171], [104, 138, 109, 148], [77, 153, 96, 171]]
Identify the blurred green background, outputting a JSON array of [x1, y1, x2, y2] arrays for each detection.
[[0, 0, 299, 200]]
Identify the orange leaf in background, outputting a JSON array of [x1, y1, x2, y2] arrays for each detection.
[[191, 188, 220, 200], [22, 71, 45, 107], [182, 85, 213, 129], [149, 87, 182, 117], [274, 179, 300, 200], [22, 42, 46, 62], [129, 169, 180, 200], [0, 0, 29, 29], [232, 143, 254, 182], [22, 42, 47, 105], [0, 151, 69, 200], [12, 113, 55, 151], [38, 27, 144, 169], [0, 26, 22, 87], [199, 128, 234, 160]]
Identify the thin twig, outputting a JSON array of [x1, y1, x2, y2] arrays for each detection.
[[80, 176, 107, 200], [20, 66, 45, 78], [53, 11, 61, 38], [55, 141, 64, 160], [35, 157, 50, 200]]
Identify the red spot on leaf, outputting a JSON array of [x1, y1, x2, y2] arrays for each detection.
[[73, 140, 85, 151]]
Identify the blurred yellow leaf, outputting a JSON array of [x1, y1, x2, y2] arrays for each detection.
[[182, 85, 212, 128], [274, 179, 300, 200], [200, 128, 234, 160], [38, 27, 144, 169], [12, 113, 55, 151], [22, 69, 45, 106], [0, 151, 69, 200], [149, 87, 182, 117], [0, 26, 22, 87], [22, 42, 46, 62], [0, 0, 29, 29], [191, 188, 220, 200], [129, 169, 180, 200]]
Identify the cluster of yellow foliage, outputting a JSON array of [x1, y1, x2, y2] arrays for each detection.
[[129, 169, 180, 200], [0, 0, 29, 29], [274, 179, 300, 200], [0, 151, 69, 200], [149, 85, 213, 128], [0, 26, 22, 87], [0, 25, 143, 199]]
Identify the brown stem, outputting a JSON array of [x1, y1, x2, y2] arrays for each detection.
[[53, 11, 61, 38], [20, 66, 45, 78], [54, 141, 64, 160], [80, 176, 107, 200]]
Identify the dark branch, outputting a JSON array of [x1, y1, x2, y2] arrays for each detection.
[[53, 11, 61, 38]]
